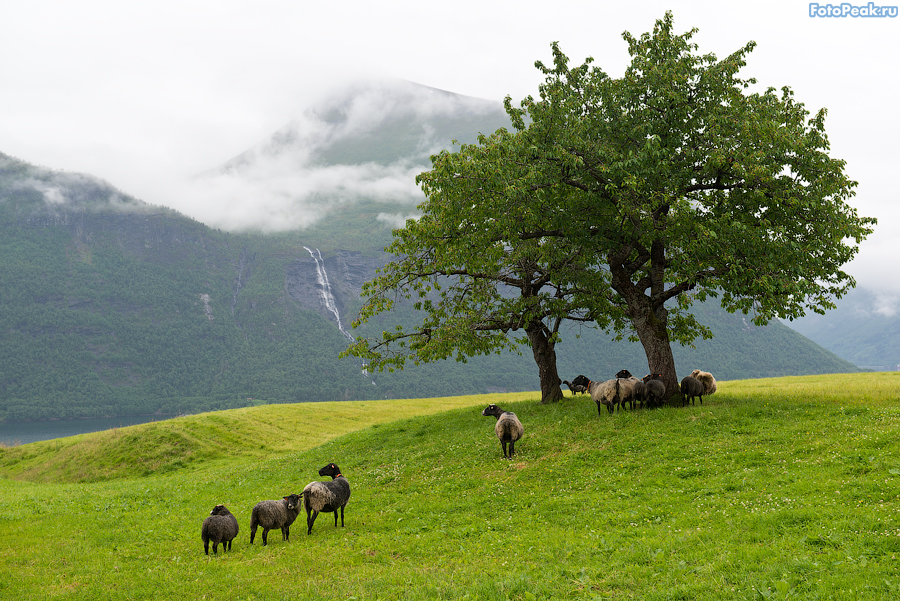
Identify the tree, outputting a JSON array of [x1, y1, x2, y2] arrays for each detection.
[[345, 12, 875, 403], [341, 131, 604, 402]]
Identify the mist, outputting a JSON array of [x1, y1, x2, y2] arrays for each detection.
[[155, 79, 505, 232]]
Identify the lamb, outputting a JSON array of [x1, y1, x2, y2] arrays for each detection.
[[680, 375, 705, 406], [641, 374, 666, 408], [201, 504, 239, 555], [302, 462, 352, 535], [481, 404, 524, 458], [689, 369, 718, 396], [562, 380, 588, 396], [249, 493, 302, 546]]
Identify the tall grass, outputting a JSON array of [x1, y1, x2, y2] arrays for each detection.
[[1, 373, 898, 600]]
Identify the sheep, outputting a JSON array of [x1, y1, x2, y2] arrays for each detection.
[[562, 379, 588, 396], [689, 369, 718, 396], [481, 404, 524, 458], [589, 378, 620, 415], [249, 493, 302, 546], [613, 370, 643, 410], [680, 375, 705, 406], [201, 504, 239, 555], [302, 462, 352, 535], [641, 374, 666, 408]]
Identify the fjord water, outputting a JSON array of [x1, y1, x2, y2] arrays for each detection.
[[0, 414, 176, 446]]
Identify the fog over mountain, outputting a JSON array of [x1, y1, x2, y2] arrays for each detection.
[[171, 80, 509, 233]]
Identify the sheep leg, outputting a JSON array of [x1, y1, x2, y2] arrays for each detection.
[[204, 540, 210, 555], [249, 526, 257, 544], [501, 440, 508, 458], [282, 526, 290, 542], [212, 542, 219, 555], [340, 505, 345, 527], [333, 510, 338, 528], [261, 528, 269, 546], [307, 509, 319, 535], [508, 440, 516, 457]]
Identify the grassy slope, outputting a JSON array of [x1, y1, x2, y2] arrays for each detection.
[[1, 374, 900, 600]]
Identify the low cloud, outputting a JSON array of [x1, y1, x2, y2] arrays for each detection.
[[159, 79, 505, 233]]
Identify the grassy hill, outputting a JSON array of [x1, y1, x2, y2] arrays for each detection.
[[2, 374, 899, 599]]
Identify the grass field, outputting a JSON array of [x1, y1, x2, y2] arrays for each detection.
[[1, 374, 899, 600]]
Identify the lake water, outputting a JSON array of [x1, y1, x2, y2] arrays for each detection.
[[0, 415, 178, 446]]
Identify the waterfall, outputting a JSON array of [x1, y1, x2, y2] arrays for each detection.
[[304, 247, 352, 340]]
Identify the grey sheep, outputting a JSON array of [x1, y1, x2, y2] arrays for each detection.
[[680, 375, 705, 406], [642, 375, 666, 408], [302, 462, 352, 535], [562, 380, 588, 396], [589, 378, 620, 415], [481, 404, 524, 458], [689, 369, 718, 396], [249, 493, 302, 546], [614, 369, 645, 409], [201, 504, 239, 555]]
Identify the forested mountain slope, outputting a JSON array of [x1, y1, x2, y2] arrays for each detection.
[[0, 82, 861, 421]]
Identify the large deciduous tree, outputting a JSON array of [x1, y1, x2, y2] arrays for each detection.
[[344, 12, 875, 403]]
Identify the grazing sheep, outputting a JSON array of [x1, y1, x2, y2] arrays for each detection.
[[201, 504, 239, 555], [680, 376, 705, 406], [481, 404, 524, 458], [689, 369, 718, 396], [641, 375, 666, 408], [562, 379, 588, 396], [302, 462, 352, 535], [249, 493, 302, 546]]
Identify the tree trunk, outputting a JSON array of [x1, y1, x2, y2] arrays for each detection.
[[526, 324, 564, 403], [629, 302, 681, 405]]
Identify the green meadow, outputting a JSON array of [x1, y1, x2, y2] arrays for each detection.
[[1, 374, 899, 600]]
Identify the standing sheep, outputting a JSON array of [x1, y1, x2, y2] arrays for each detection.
[[201, 504, 239, 555], [680, 375, 705, 406], [614, 369, 645, 409], [641, 374, 666, 408], [562, 380, 588, 396], [481, 404, 524, 458], [302, 462, 352, 535], [589, 378, 620, 415], [689, 369, 717, 396], [249, 493, 302, 546]]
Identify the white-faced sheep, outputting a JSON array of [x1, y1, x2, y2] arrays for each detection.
[[689, 369, 717, 396], [680, 375, 705, 406], [641, 374, 666, 408], [482, 404, 524, 458], [201, 504, 239, 555], [249, 493, 302, 546], [302, 462, 352, 535]]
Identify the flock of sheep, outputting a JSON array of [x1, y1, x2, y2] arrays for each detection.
[[202, 369, 718, 553], [563, 368, 717, 416], [483, 369, 717, 459], [201, 462, 351, 555]]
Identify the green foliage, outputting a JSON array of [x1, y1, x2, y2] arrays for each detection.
[[343, 13, 875, 402], [1, 374, 900, 599]]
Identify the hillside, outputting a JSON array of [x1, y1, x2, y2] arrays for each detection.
[[1, 375, 899, 600], [783, 287, 900, 371], [0, 81, 862, 421]]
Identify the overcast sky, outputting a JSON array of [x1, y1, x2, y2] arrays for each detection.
[[1, 0, 897, 300]]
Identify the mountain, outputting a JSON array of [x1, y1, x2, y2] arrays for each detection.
[[0, 82, 861, 421], [782, 287, 900, 370]]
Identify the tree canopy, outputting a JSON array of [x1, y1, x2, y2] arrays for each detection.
[[344, 12, 875, 403]]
